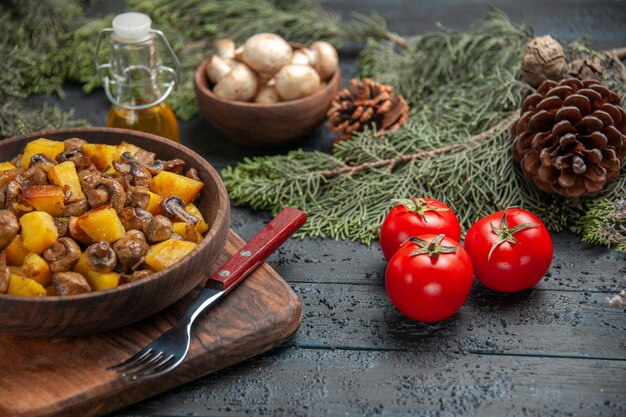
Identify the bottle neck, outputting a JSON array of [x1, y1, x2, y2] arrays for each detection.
[[109, 35, 163, 108]]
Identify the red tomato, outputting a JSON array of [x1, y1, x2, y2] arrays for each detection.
[[385, 234, 473, 322], [379, 198, 461, 261], [464, 208, 553, 292]]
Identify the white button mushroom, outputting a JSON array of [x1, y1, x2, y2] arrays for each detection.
[[311, 41, 339, 80], [215, 38, 235, 59], [213, 63, 259, 102], [290, 47, 316, 67], [206, 54, 233, 85], [274, 64, 321, 101], [255, 85, 281, 104], [242, 33, 293, 74]]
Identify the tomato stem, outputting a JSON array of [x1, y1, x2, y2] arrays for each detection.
[[488, 210, 539, 261], [409, 234, 458, 257], [392, 198, 448, 223]]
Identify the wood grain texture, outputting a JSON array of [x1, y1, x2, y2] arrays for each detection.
[[0, 230, 302, 417], [117, 348, 626, 417], [194, 56, 341, 147], [292, 283, 626, 358], [0, 128, 231, 337]]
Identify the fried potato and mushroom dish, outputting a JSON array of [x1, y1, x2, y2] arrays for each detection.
[[0, 138, 208, 297]]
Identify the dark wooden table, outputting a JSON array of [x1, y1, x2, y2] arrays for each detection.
[[35, 1, 626, 416]]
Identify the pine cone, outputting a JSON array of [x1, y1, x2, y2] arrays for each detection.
[[327, 78, 409, 144], [511, 78, 626, 198]]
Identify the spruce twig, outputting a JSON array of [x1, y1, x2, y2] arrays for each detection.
[[319, 112, 518, 178]]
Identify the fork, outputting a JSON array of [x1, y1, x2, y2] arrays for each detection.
[[107, 207, 307, 379]]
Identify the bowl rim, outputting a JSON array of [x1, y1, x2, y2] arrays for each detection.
[[194, 56, 341, 109], [0, 127, 230, 303]]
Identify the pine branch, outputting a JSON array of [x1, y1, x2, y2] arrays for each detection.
[[319, 112, 519, 178]]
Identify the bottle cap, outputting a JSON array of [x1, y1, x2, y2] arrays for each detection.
[[112, 12, 152, 43]]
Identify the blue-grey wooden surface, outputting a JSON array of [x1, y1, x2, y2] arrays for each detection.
[[34, 1, 626, 416]]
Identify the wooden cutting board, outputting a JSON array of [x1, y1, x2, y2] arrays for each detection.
[[0, 230, 302, 417]]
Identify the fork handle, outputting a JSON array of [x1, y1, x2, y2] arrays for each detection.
[[206, 208, 307, 292]]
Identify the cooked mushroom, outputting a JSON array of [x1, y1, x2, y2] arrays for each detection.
[[121, 269, 153, 283], [30, 153, 58, 173], [9, 154, 22, 170], [4, 180, 22, 211], [86, 178, 126, 213], [53, 271, 91, 295], [43, 237, 81, 272], [186, 168, 201, 181], [56, 148, 93, 170], [63, 198, 89, 217], [54, 217, 70, 237], [63, 137, 87, 151], [0, 170, 17, 209], [113, 160, 152, 187], [0, 210, 19, 251], [0, 252, 9, 293], [144, 215, 173, 242], [126, 186, 150, 209], [113, 230, 149, 272], [119, 207, 153, 231], [85, 241, 117, 273], [132, 149, 156, 165], [163, 159, 185, 173], [19, 155, 52, 185], [161, 196, 199, 225], [78, 168, 102, 190]]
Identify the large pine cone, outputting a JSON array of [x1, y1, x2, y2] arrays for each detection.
[[327, 78, 409, 144], [511, 78, 626, 197]]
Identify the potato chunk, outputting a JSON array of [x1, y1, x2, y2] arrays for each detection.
[[5, 235, 29, 266], [85, 270, 120, 291], [185, 203, 209, 234], [150, 171, 203, 204], [115, 142, 142, 159], [22, 185, 65, 216], [145, 239, 198, 271], [19, 211, 58, 254], [21, 138, 64, 169], [48, 161, 85, 203], [22, 253, 51, 287], [146, 191, 163, 215], [81, 143, 118, 171], [0, 162, 16, 172], [76, 207, 126, 243], [8, 272, 47, 297], [172, 222, 202, 243]]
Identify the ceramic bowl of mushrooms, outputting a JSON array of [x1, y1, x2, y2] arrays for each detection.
[[194, 33, 341, 147], [0, 127, 230, 337]]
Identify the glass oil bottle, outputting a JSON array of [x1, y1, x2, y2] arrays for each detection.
[[95, 12, 181, 142]]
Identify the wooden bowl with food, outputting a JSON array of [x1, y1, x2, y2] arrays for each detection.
[[194, 35, 342, 147], [0, 127, 230, 337]]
